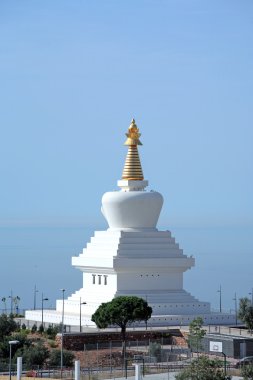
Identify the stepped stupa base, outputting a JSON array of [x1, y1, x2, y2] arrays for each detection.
[[25, 308, 236, 329]]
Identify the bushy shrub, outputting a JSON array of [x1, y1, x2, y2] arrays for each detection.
[[31, 324, 37, 333], [0, 314, 17, 339], [0, 332, 30, 359], [47, 339, 57, 348], [175, 355, 231, 380], [46, 325, 60, 339], [19, 343, 49, 368], [241, 364, 253, 379], [48, 349, 75, 367], [149, 342, 161, 361]]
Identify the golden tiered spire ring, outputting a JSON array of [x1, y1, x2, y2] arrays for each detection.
[[122, 119, 144, 181]]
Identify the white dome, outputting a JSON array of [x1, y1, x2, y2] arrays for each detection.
[[101, 190, 163, 231]]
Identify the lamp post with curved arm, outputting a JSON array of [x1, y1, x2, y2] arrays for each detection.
[[41, 293, 48, 329], [217, 285, 222, 313], [79, 299, 87, 332], [34, 285, 39, 310], [233, 292, 238, 325], [9, 340, 19, 380], [60, 289, 65, 373], [8, 290, 13, 315]]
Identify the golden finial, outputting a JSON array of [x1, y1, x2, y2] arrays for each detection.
[[124, 118, 142, 146], [122, 119, 144, 181]]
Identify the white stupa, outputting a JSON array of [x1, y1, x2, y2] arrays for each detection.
[[26, 119, 235, 327]]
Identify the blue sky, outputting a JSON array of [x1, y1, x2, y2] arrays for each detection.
[[0, 1, 252, 311]]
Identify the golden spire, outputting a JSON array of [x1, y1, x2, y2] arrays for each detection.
[[124, 118, 142, 146], [122, 119, 144, 181]]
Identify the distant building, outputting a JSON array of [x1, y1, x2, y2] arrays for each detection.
[[202, 333, 253, 359], [26, 119, 235, 328]]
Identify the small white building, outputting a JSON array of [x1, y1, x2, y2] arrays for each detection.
[[26, 119, 235, 327]]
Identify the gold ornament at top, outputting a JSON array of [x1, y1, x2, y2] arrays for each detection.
[[122, 118, 144, 181], [124, 119, 142, 146]]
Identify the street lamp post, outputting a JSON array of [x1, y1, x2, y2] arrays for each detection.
[[217, 285, 222, 313], [41, 293, 49, 329], [34, 285, 39, 310], [9, 340, 19, 380], [79, 299, 87, 333], [233, 292, 238, 325], [60, 289, 65, 372], [8, 290, 13, 315]]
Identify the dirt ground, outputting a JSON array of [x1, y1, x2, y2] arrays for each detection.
[[75, 348, 144, 367]]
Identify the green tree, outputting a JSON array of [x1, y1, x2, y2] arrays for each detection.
[[18, 343, 49, 368], [0, 314, 17, 340], [238, 297, 253, 333], [175, 355, 231, 380], [187, 317, 206, 354], [48, 349, 75, 367], [11, 332, 30, 347], [149, 342, 161, 361], [0, 333, 29, 360], [241, 363, 253, 379], [1, 297, 7, 314], [31, 324, 37, 333], [91, 296, 152, 358], [244, 307, 253, 333], [0, 337, 14, 359], [238, 297, 251, 320], [46, 324, 60, 339]]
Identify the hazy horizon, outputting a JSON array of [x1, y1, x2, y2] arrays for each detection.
[[1, 223, 252, 314]]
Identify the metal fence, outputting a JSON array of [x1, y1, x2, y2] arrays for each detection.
[[82, 339, 191, 363], [0, 363, 240, 380], [0, 339, 191, 379], [0, 364, 190, 380]]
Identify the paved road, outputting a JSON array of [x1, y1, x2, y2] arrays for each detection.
[[107, 373, 243, 380]]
